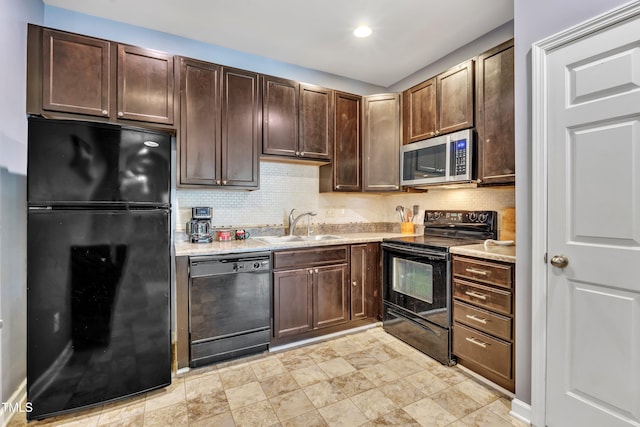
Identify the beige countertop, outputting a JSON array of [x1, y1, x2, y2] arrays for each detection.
[[174, 232, 417, 256], [450, 243, 516, 263]]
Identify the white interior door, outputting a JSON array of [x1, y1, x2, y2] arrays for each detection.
[[545, 11, 640, 427]]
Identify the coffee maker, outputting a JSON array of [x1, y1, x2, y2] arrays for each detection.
[[186, 207, 213, 243]]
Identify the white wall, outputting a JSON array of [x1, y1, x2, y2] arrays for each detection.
[[388, 20, 514, 92], [513, 0, 632, 407], [0, 0, 43, 416]]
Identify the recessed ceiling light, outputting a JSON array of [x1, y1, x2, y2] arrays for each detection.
[[353, 25, 372, 38]]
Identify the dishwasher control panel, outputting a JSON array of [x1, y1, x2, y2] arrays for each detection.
[[235, 259, 269, 272], [190, 252, 272, 277]]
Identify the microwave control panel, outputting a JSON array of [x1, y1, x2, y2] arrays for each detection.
[[452, 139, 468, 176]]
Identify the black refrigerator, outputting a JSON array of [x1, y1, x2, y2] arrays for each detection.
[[26, 117, 172, 420]]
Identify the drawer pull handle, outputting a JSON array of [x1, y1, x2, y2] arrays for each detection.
[[465, 314, 487, 324], [466, 268, 489, 276], [464, 290, 488, 300], [466, 336, 488, 348]]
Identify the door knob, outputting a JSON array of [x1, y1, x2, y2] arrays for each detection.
[[550, 255, 569, 268]]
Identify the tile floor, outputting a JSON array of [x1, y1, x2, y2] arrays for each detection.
[[8, 327, 528, 427]]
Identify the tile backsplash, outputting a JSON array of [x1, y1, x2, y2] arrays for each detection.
[[175, 161, 515, 235]]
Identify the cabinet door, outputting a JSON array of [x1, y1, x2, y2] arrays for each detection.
[[476, 39, 515, 185], [327, 91, 362, 191], [273, 269, 313, 338], [178, 57, 222, 185], [313, 264, 349, 329], [262, 75, 299, 157], [437, 60, 474, 134], [402, 78, 436, 144], [221, 67, 260, 188], [363, 94, 401, 191], [299, 84, 333, 160], [41, 29, 111, 118], [117, 44, 174, 124], [366, 242, 381, 320], [350, 245, 367, 320]]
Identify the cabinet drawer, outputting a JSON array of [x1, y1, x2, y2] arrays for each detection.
[[453, 278, 512, 316], [453, 300, 512, 341], [453, 257, 512, 289], [273, 245, 348, 270], [453, 323, 512, 381]]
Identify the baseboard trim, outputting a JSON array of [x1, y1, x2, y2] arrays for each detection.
[[2, 378, 27, 427], [269, 322, 381, 353], [510, 398, 532, 426]]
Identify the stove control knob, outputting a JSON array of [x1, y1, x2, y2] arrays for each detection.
[[479, 213, 489, 223], [433, 212, 441, 220], [469, 212, 478, 222], [253, 262, 262, 270]]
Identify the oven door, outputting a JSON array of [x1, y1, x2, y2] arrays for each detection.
[[381, 242, 451, 328]]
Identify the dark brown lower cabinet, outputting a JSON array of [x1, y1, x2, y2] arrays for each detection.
[[452, 255, 515, 392], [313, 265, 349, 329], [350, 243, 381, 320], [273, 268, 314, 338], [272, 244, 380, 345]]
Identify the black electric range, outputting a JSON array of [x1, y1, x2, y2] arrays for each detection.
[[384, 210, 498, 252], [380, 210, 497, 365]]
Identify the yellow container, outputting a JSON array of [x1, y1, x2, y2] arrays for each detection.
[[400, 222, 415, 234]]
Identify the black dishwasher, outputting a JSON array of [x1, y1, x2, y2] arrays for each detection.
[[189, 252, 271, 367]]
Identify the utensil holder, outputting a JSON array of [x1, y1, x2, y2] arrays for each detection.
[[400, 222, 415, 234]]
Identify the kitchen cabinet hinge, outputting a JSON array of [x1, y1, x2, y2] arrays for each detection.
[[544, 253, 548, 263]]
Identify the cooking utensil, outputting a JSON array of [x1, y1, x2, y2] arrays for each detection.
[[406, 210, 414, 223], [396, 205, 405, 222]]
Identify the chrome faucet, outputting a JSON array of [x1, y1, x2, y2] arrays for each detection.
[[288, 209, 317, 236]]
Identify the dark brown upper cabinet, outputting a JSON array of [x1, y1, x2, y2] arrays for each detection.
[[319, 91, 362, 192], [402, 60, 474, 144], [363, 93, 401, 192], [402, 78, 436, 144], [476, 39, 515, 185], [177, 56, 260, 189], [27, 25, 175, 127], [262, 76, 333, 161], [116, 44, 174, 125], [437, 60, 474, 135], [40, 28, 111, 118]]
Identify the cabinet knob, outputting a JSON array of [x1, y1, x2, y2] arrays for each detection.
[[309, 269, 313, 275], [216, 180, 221, 185], [352, 281, 357, 287], [300, 152, 305, 156], [295, 151, 300, 156], [435, 130, 440, 135], [222, 180, 227, 185], [102, 110, 108, 116], [314, 268, 318, 274], [117, 112, 124, 117], [486, 139, 491, 143]]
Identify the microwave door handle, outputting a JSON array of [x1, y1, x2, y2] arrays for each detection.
[[445, 139, 452, 181]]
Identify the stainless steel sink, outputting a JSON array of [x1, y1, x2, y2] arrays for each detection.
[[254, 234, 344, 244], [302, 235, 344, 241], [254, 235, 303, 244]]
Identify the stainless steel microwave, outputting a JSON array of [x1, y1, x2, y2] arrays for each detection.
[[400, 129, 473, 187]]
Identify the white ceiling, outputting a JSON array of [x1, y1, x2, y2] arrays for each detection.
[[43, 0, 514, 87]]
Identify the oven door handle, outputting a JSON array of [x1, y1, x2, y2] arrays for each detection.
[[381, 242, 448, 260]]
